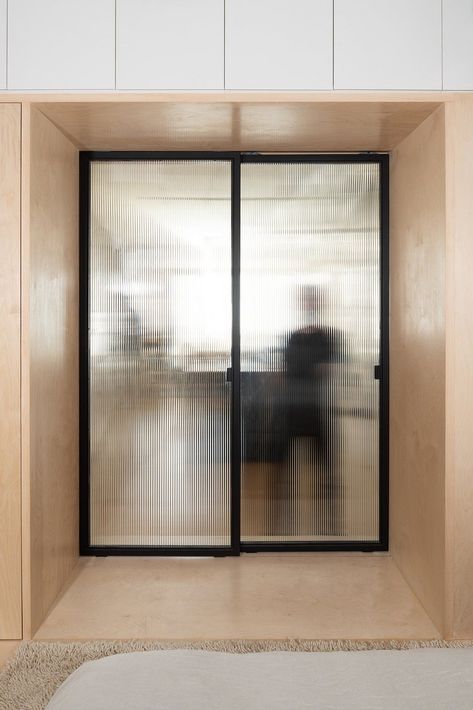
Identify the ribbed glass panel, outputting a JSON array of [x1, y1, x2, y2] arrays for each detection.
[[240, 162, 380, 542], [89, 160, 232, 547]]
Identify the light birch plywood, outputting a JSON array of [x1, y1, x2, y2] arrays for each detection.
[[390, 106, 447, 633], [35, 100, 441, 152], [20, 101, 31, 639], [28, 108, 80, 636], [444, 97, 473, 638], [14, 91, 473, 643], [34, 555, 440, 641], [0, 91, 456, 104], [0, 103, 22, 640]]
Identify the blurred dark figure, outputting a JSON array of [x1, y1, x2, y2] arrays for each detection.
[[279, 285, 341, 535], [241, 285, 342, 536], [115, 292, 142, 353]]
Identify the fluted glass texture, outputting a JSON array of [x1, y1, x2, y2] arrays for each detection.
[[89, 161, 232, 547], [240, 162, 380, 542]]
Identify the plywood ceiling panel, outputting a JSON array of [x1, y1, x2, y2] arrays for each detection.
[[36, 100, 441, 152]]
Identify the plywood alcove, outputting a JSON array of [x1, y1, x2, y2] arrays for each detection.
[[9, 91, 473, 641]]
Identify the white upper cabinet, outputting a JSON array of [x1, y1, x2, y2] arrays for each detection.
[[8, 0, 115, 90], [0, 0, 5, 89], [225, 0, 333, 90], [116, 0, 224, 90], [334, 0, 442, 90], [443, 0, 473, 89]]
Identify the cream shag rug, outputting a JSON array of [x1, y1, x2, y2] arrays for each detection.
[[1, 639, 473, 710]]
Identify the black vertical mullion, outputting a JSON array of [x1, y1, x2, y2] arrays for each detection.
[[231, 154, 241, 555], [79, 152, 91, 555], [379, 154, 390, 550]]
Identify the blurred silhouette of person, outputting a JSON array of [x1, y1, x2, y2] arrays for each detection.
[[116, 292, 142, 354], [278, 285, 341, 535]]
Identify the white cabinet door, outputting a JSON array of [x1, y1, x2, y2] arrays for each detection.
[[225, 0, 332, 90], [116, 0, 224, 90], [443, 0, 473, 89], [0, 0, 5, 89], [8, 0, 115, 90], [334, 0, 441, 90]]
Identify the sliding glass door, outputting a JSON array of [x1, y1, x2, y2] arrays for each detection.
[[80, 153, 388, 555], [83, 157, 235, 552], [240, 158, 385, 547]]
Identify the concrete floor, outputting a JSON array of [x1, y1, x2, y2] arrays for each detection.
[[34, 553, 440, 641]]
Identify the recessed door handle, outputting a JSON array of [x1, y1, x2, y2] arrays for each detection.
[[226, 367, 233, 382], [374, 365, 381, 380]]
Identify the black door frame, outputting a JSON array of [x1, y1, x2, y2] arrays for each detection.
[[79, 151, 389, 556]]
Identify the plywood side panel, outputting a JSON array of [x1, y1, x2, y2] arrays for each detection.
[[29, 108, 79, 635], [0, 103, 22, 639], [20, 101, 31, 639], [390, 106, 446, 633], [444, 97, 473, 638]]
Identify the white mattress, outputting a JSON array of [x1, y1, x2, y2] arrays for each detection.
[[46, 648, 473, 709]]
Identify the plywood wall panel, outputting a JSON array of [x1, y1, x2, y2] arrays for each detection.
[[20, 101, 31, 638], [390, 107, 446, 633], [29, 108, 79, 635], [0, 103, 22, 639], [445, 97, 473, 638]]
